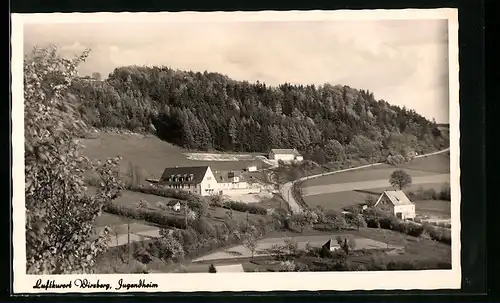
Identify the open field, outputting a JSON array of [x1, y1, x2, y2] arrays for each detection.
[[414, 200, 451, 218], [93, 187, 266, 226], [81, 132, 264, 178], [192, 233, 404, 262], [304, 182, 451, 214], [302, 152, 450, 188], [179, 227, 451, 272], [303, 174, 450, 197]]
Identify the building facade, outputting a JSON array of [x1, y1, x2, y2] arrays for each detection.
[[374, 190, 416, 220], [159, 166, 253, 197], [159, 166, 218, 196], [269, 149, 303, 162]]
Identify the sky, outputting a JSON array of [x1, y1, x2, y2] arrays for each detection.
[[23, 17, 450, 123]]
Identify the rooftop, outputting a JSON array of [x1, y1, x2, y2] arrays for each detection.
[[270, 148, 301, 156], [160, 166, 209, 184], [382, 190, 414, 206]]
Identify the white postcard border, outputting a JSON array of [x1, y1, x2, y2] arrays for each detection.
[[11, 8, 461, 293]]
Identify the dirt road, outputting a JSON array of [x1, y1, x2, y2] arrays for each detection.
[[281, 148, 450, 214]]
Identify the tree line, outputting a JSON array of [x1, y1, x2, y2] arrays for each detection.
[[71, 65, 448, 165]]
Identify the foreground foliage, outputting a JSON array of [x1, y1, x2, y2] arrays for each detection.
[[24, 46, 122, 274]]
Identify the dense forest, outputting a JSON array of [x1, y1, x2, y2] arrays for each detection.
[[71, 66, 448, 165]]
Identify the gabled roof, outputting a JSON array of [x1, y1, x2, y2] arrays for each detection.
[[160, 166, 209, 184], [167, 200, 181, 206], [270, 149, 301, 156], [376, 190, 414, 206], [213, 170, 244, 183], [322, 239, 341, 249]]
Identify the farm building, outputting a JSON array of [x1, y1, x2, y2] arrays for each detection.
[[213, 170, 257, 195], [374, 190, 416, 220], [167, 200, 181, 212], [268, 149, 303, 162], [322, 239, 340, 252], [246, 162, 259, 172], [159, 166, 218, 197]]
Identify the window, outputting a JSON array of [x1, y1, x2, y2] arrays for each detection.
[[207, 176, 212, 180]]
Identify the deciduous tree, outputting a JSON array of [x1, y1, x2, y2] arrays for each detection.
[[25, 45, 123, 274], [389, 169, 413, 190]]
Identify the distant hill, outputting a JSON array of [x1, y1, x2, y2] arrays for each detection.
[[70, 65, 449, 165]]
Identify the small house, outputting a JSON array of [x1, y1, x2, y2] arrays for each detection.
[[374, 190, 416, 220], [268, 149, 303, 162], [246, 163, 258, 172], [167, 200, 181, 212], [322, 239, 340, 252]]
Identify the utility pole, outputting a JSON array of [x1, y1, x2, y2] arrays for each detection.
[[184, 200, 188, 228], [127, 220, 131, 264]]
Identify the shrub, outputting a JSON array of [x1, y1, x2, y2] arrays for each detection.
[[439, 183, 451, 201], [156, 201, 166, 210], [133, 247, 152, 264], [423, 188, 438, 200], [103, 203, 186, 229], [192, 217, 216, 238], [208, 264, 217, 273], [223, 200, 267, 215], [278, 260, 297, 272], [270, 244, 286, 259], [126, 184, 204, 203], [324, 210, 348, 231], [284, 237, 299, 255], [137, 199, 150, 209]]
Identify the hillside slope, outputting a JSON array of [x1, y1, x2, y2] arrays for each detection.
[[71, 66, 449, 165]]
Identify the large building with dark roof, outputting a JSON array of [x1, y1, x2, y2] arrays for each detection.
[[159, 166, 218, 196]]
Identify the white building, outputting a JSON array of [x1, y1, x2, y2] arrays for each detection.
[[269, 149, 303, 163], [159, 166, 218, 196], [374, 190, 416, 220], [167, 200, 181, 212], [246, 163, 258, 172], [322, 239, 340, 252], [160, 166, 253, 197], [214, 171, 250, 194]]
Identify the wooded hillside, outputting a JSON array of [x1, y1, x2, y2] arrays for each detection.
[[71, 66, 448, 165]]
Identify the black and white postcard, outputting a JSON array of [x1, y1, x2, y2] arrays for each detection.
[[11, 9, 460, 293]]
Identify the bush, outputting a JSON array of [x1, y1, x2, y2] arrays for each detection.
[[439, 183, 451, 201], [208, 264, 217, 273], [324, 210, 348, 231], [103, 203, 186, 229], [423, 225, 451, 244], [223, 200, 267, 215], [126, 184, 204, 203], [133, 247, 152, 264], [192, 217, 216, 238]]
